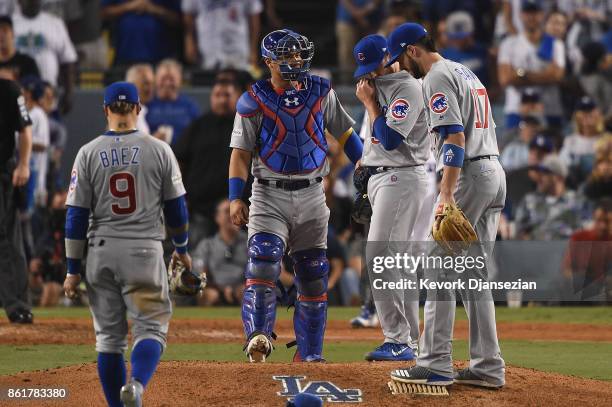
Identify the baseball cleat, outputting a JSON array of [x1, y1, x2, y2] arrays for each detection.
[[120, 378, 143, 407], [293, 351, 325, 363], [350, 306, 379, 328], [454, 368, 504, 389], [390, 366, 453, 386], [245, 333, 272, 363], [365, 342, 415, 362]]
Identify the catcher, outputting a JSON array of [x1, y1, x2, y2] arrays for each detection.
[[386, 23, 506, 389], [62, 82, 201, 407]]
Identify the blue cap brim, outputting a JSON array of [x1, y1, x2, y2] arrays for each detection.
[[384, 52, 401, 68], [354, 60, 383, 78]]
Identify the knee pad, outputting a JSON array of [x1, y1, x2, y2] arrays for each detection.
[[242, 233, 284, 340], [291, 249, 329, 299]]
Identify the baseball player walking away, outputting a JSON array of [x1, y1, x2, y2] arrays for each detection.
[[229, 29, 363, 363], [352, 34, 430, 361], [63, 82, 191, 407], [385, 24, 506, 389]]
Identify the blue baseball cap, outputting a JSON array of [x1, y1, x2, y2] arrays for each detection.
[[104, 81, 139, 106], [353, 34, 388, 78], [522, 0, 542, 12], [529, 133, 553, 153], [385, 23, 428, 67]]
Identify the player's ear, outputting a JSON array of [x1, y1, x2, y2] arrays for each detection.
[[136, 104, 142, 115]]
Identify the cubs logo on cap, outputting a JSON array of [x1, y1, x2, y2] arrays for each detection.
[[357, 52, 366, 61], [429, 93, 448, 114], [390, 98, 410, 120]]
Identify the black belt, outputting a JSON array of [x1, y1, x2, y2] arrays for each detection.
[[257, 177, 323, 191], [468, 155, 498, 163], [365, 164, 423, 174]]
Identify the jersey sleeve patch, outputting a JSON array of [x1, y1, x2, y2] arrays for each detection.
[[429, 93, 449, 114], [390, 98, 410, 120], [68, 169, 78, 194]]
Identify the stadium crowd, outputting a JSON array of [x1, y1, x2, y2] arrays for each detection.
[[0, 0, 610, 312]]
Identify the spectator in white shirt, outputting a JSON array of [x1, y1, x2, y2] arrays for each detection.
[[125, 63, 154, 134], [12, 0, 77, 113], [183, 0, 262, 70], [560, 96, 605, 185], [498, 0, 566, 130]]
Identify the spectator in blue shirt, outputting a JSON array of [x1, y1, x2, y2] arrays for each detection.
[[146, 59, 200, 146], [440, 11, 490, 86], [101, 0, 180, 65], [422, 0, 493, 44]]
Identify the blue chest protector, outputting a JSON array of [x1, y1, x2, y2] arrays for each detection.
[[249, 75, 331, 174]]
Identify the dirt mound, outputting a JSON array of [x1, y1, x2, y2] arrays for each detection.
[[1, 362, 611, 407], [2, 318, 612, 345]]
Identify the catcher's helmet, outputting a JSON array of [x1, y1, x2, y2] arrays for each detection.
[[261, 29, 314, 82]]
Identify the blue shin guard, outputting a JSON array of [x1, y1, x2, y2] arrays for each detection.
[[292, 249, 329, 361], [242, 233, 284, 341]]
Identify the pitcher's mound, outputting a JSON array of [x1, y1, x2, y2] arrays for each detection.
[[2, 362, 611, 406]]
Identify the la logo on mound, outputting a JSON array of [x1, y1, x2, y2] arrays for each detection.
[[274, 375, 363, 403], [429, 92, 448, 114]]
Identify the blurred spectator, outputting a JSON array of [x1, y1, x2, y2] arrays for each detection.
[[66, 0, 108, 70], [183, 0, 262, 70], [146, 59, 200, 145], [562, 199, 612, 300], [193, 199, 248, 306], [579, 41, 612, 116], [584, 135, 612, 202], [498, 0, 566, 129], [335, 0, 384, 79], [174, 78, 239, 244], [514, 154, 584, 240], [101, 0, 180, 66], [326, 227, 348, 306], [422, 0, 494, 44], [0, 15, 39, 80], [501, 0, 556, 36], [21, 75, 49, 210], [544, 10, 568, 40], [41, 0, 68, 19], [13, 0, 76, 113], [560, 96, 604, 186], [500, 115, 541, 171], [38, 81, 66, 194], [499, 89, 545, 149], [28, 190, 66, 307], [504, 132, 554, 219], [440, 11, 490, 86], [562, 0, 611, 72], [125, 63, 154, 134]]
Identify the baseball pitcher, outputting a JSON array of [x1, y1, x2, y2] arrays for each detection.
[[63, 82, 191, 407], [385, 24, 506, 389], [229, 29, 363, 363], [352, 34, 430, 361]]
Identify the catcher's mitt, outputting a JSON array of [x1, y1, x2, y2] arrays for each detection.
[[351, 166, 373, 224], [431, 203, 478, 254], [168, 257, 206, 296]]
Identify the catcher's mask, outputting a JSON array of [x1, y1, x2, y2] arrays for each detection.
[[261, 29, 314, 83]]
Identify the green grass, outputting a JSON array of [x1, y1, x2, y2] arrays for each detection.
[[2, 340, 612, 380], [29, 306, 612, 325]]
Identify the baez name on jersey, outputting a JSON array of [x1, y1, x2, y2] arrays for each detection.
[[99, 146, 140, 168]]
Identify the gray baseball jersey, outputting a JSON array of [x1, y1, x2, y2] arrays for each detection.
[[361, 71, 430, 167], [230, 88, 355, 180], [422, 59, 499, 171], [66, 130, 186, 240]]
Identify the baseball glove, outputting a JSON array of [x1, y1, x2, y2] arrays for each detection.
[[351, 166, 373, 224], [431, 202, 478, 254], [168, 257, 206, 296]]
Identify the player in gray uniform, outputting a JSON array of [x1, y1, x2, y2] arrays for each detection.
[[352, 34, 430, 361], [229, 29, 363, 363], [385, 24, 506, 388], [63, 82, 191, 407]]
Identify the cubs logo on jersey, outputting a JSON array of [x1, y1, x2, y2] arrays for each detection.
[[429, 93, 448, 114], [390, 99, 410, 120]]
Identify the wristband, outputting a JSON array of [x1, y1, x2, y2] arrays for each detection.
[[229, 177, 246, 201], [442, 143, 465, 168], [66, 258, 82, 275]]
